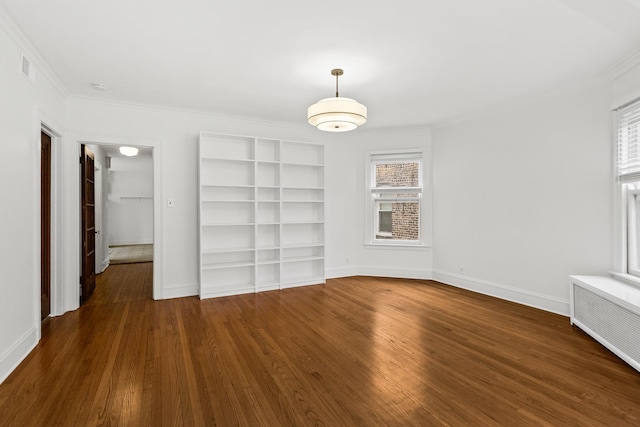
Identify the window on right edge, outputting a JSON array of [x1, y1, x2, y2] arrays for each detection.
[[617, 98, 640, 276], [370, 151, 423, 244]]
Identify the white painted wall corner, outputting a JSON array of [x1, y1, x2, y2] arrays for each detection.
[[0, 327, 37, 385], [160, 284, 199, 300]]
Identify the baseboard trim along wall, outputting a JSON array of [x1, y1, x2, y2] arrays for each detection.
[[110, 240, 154, 246], [100, 258, 109, 274], [160, 284, 198, 300], [327, 266, 432, 280], [358, 266, 433, 280], [326, 267, 569, 316], [0, 326, 37, 385], [326, 266, 359, 279], [432, 270, 570, 316]]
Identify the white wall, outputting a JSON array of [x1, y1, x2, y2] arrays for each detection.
[[329, 127, 434, 279], [432, 81, 613, 314], [62, 98, 433, 302], [611, 60, 640, 108], [323, 132, 361, 277], [0, 18, 66, 383], [108, 155, 154, 246], [64, 99, 348, 299]]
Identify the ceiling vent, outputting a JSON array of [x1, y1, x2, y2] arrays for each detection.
[[20, 53, 36, 82]]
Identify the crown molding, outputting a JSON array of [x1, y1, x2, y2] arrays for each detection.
[[0, 6, 69, 97], [68, 95, 433, 138], [605, 48, 640, 81], [433, 75, 608, 130], [358, 123, 432, 135], [65, 95, 316, 133]]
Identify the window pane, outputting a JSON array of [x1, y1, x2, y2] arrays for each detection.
[[630, 191, 640, 275], [379, 211, 392, 234], [376, 202, 419, 241], [375, 162, 420, 188], [617, 101, 640, 180]]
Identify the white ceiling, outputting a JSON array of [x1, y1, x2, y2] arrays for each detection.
[[2, 0, 640, 128]]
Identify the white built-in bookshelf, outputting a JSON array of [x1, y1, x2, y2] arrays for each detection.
[[198, 132, 325, 299]]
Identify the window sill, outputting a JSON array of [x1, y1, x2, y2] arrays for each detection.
[[364, 242, 432, 251], [609, 271, 640, 290]]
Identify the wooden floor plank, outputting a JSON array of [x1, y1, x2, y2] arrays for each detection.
[[1, 263, 640, 426]]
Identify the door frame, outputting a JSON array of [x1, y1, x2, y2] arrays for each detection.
[[93, 159, 105, 274], [41, 131, 52, 320], [71, 136, 163, 303], [36, 116, 63, 338], [80, 144, 96, 304]]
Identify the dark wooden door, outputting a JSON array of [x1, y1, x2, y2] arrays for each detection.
[[81, 145, 96, 304], [40, 132, 51, 320]]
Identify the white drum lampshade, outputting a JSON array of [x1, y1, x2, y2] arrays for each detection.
[[307, 69, 367, 132]]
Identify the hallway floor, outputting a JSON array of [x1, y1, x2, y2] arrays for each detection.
[[109, 244, 153, 264]]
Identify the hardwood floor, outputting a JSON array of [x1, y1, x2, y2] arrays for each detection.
[[1, 266, 639, 426]]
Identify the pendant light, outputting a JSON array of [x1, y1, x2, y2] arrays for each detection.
[[307, 68, 367, 132]]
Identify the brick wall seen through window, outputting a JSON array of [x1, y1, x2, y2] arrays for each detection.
[[374, 162, 420, 241]]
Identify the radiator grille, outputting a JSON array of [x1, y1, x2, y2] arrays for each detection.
[[574, 285, 640, 365]]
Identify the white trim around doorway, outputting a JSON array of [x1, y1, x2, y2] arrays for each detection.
[[62, 133, 163, 312]]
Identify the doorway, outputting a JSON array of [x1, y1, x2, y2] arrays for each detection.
[[105, 150, 154, 264], [40, 131, 51, 320], [80, 144, 96, 304], [81, 142, 156, 302]]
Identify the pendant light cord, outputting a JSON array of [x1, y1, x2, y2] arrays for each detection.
[[331, 69, 344, 98]]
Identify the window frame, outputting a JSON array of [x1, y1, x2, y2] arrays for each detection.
[[627, 189, 640, 277], [613, 96, 640, 285], [366, 149, 425, 247]]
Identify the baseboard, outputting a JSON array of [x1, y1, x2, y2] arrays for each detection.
[[327, 266, 432, 280], [99, 258, 109, 274], [358, 266, 433, 280], [326, 266, 359, 279], [159, 284, 198, 300], [432, 270, 569, 316], [110, 240, 153, 247], [159, 268, 568, 315], [0, 326, 38, 385], [200, 287, 254, 299]]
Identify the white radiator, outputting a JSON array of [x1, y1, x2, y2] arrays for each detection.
[[570, 275, 640, 373]]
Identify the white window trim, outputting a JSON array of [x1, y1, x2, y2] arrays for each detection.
[[628, 190, 640, 277], [364, 242, 432, 250], [365, 148, 427, 248], [612, 97, 640, 287], [613, 117, 628, 275]]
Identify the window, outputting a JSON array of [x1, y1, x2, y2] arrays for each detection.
[[617, 98, 640, 277], [369, 150, 423, 244]]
